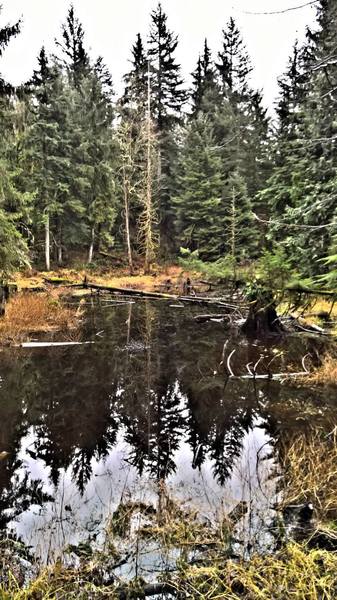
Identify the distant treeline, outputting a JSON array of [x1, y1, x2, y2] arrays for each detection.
[[0, 1, 337, 284]]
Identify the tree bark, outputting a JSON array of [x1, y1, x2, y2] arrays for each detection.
[[88, 226, 95, 264], [57, 219, 63, 266], [45, 213, 50, 271], [122, 167, 134, 275], [241, 289, 284, 337]]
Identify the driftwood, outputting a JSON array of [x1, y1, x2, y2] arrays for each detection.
[[223, 348, 312, 380], [285, 286, 337, 297], [19, 341, 95, 348], [194, 314, 231, 323], [284, 316, 331, 336], [116, 583, 174, 598]]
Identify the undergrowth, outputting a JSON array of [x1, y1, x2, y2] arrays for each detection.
[[174, 543, 337, 599], [0, 292, 81, 344], [281, 428, 337, 520], [305, 354, 337, 386]]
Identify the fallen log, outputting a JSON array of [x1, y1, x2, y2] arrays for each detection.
[[285, 286, 337, 297], [82, 281, 247, 308], [19, 341, 95, 348], [83, 281, 177, 299], [194, 314, 231, 323]]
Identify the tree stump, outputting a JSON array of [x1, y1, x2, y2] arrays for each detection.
[[241, 287, 284, 337]]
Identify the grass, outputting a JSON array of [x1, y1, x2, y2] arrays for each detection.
[[0, 292, 81, 344], [173, 543, 337, 599], [2, 543, 337, 599], [280, 428, 337, 520], [304, 354, 337, 386], [13, 264, 188, 294]]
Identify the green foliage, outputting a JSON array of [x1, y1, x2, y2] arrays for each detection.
[[178, 249, 234, 280], [317, 243, 337, 290], [256, 247, 299, 291], [0, 210, 29, 277], [174, 114, 224, 259]]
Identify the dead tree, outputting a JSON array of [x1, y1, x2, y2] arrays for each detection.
[[241, 286, 284, 337]]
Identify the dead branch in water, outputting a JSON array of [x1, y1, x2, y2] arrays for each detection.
[[224, 347, 312, 380]]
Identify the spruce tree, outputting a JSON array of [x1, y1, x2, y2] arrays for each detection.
[[191, 39, 220, 114], [173, 115, 223, 259], [216, 17, 252, 100], [148, 3, 187, 251], [0, 7, 21, 95], [26, 57, 75, 269], [259, 6, 337, 275], [122, 33, 148, 116], [76, 70, 117, 263], [55, 4, 90, 86]]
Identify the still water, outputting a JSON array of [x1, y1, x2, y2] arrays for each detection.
[[0, 297, 335, 571]]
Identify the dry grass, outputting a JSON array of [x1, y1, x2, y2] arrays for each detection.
[[174, 543, 337, 599], [305, 354, 337, 386], [0, 293, 81, 344], [13, 265, 187, 293], [281, 429, 337, 520], [2, 543, 337, 599]]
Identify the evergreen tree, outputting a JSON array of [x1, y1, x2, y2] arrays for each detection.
[[191, 39, 219, 113], [222, 170, 256, 264], [27, 57, 76, 269], [148, 3, 186, 128], [173, 115, 223, 259], [55, 4, 90, 86], [77, 69, 117, 263], [0, 7, 21, 95], [244, 90, 271, 203], [216, 17, 252, 100], [122, 33, 148, 116], [259, 3, 337, 275], [148, 3, 187, 251]]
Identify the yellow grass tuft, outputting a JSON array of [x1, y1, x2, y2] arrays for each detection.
[[306, 354, 337, 386], [0, 293, 81, 344], [281, 429, 337, 520]]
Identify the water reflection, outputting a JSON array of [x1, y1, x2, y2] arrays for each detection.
[[0, 298, 336, 557]]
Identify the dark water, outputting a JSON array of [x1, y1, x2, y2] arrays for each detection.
[[0, 297, 336, 571]]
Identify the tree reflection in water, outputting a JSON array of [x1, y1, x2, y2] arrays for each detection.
[[0, 298, 335, 546]]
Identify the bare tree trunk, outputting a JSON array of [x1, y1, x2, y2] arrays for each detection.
[[45, 213, 50, 271], [144, 62, 155, 275], [230, 187, 237, 282], [57, 219, 63, 266], [88, 226, 95, 264], [123, 167, 134, 275]]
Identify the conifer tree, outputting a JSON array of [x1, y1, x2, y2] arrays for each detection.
[[27, 55, 75, 269], [258, 1, 337, 275], [216, 17, 252, 100], [122, 33, 148, 116], [148, 3, 187, 251], [77, 70, 116, 263], [55, 4, 89, 86], [0, 7, 21, 95], [173, 115, 223, 259], [191, 39, 220, 114]]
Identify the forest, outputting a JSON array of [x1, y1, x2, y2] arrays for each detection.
[[2, 1, 337, 599], [0, 0, 336, 284]]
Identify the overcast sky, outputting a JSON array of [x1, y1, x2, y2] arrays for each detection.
[[1, 0, 318, 111]]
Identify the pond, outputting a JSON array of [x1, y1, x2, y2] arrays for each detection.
[[0, 296, 336, 578]]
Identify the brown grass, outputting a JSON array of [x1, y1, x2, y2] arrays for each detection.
[[305, 354, 337, 386], [281, 429, 337, 520], [0, 293, 81, 344], [13, 265, 187, 293]]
